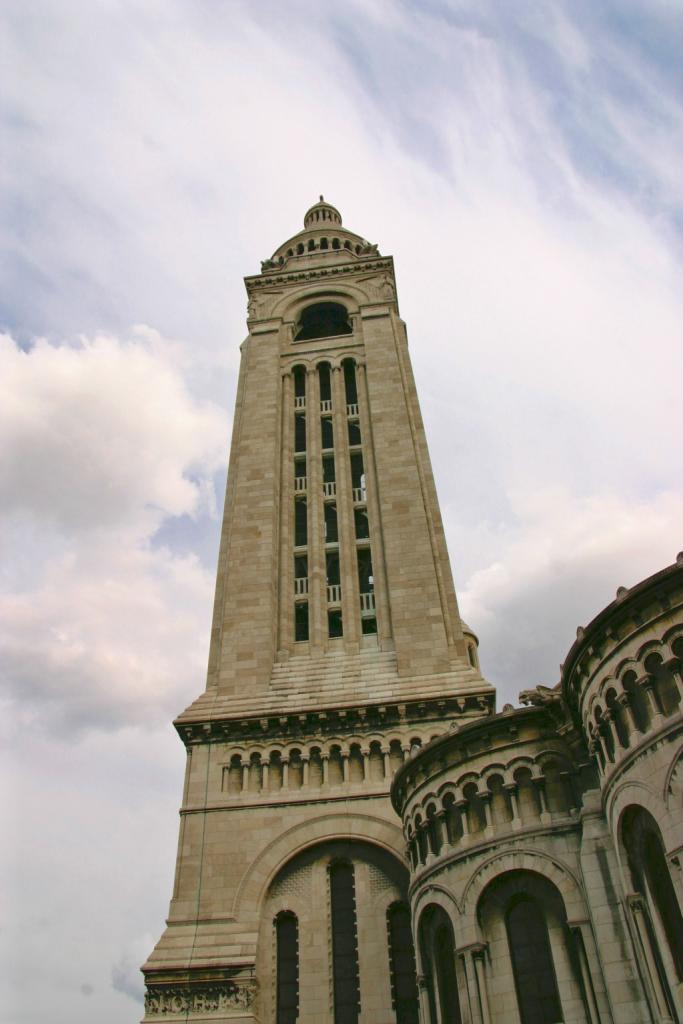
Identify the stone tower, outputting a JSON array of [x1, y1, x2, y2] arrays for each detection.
[[142, 199, 494, 1023]]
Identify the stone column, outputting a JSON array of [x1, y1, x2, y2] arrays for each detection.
[[382, 747, 391, 778], [306, 367, 325, 651], [456, 798, 470, 842], [241, 762, 249, 791], [302, 756, 309, 787], [342, 751, 350, 784], [533, 774, 551, 824], [361, 747, 370, 782], [663, 656, 683, 702], [505, 783, 522, 831], [321, 753, 329, 786], [569, 923, 603, 1024], [282, 758, 289, 789], [261, 756, 269, 792], [278, 370, 295, 652], [331, 364, 360, 649], [472, 945, 491, 1024], [626, 893, 675, 1022], [617, 692, 640, 736], [604, 709, 625, 757], [355, 360, 392, 645], [638, 673, 664, 729]]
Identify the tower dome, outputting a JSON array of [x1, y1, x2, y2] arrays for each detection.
[[303, 195, 342, 229]]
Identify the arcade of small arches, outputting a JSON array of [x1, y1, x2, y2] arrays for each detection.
[[223, 735, 434, 796], [404, 754, 579, 872], [582, 633, 683, 773]]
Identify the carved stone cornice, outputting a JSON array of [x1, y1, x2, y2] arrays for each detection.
[[244, 257, 395, 293], [175, 692, 496, 747]]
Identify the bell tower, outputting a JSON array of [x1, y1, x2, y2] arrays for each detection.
[[142, 200, 494, 1023]]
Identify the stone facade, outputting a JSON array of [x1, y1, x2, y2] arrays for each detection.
[[141, 200, 494, 1023], [142, 198, 683, 1023], [391, 556, 683, 1023]]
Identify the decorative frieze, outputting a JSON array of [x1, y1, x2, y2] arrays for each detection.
[[144, 979, 257, 1017]]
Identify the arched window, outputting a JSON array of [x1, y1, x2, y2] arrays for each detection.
[[295, 302, 352, 341], [330, 861, 361, 1024], [623, 805, 683, 981], [418, 906, 462, 1024], [506, 896, 562, 1024], [275, 911, 299, 1024], [387, 902, 419, 1024]]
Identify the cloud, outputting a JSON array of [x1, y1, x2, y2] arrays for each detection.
[[458, 488, 683, 703], [0, 327, 226, 734]]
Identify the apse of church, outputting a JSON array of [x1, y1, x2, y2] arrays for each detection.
[[141, 199, 494, 1023]]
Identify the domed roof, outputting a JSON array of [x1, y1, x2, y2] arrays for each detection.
[[303, 196, 342, 229], [263, 198, 380, 269]]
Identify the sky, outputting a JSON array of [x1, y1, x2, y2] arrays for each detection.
[[1, 1, 682, 1020]]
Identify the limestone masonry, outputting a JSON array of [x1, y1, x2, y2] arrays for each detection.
[[142, 201, 683, 1024]]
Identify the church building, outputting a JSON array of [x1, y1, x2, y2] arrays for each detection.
[[142, 201, 683, 1024]]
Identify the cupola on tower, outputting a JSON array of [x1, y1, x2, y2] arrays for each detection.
[[141, 200, 494, 1024]]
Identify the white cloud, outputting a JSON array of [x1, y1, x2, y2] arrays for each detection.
[[0, 328, 226, 734], [458, 488, 683, 703]]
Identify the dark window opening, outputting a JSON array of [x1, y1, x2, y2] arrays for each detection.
[[386, 901, 419, 1024], [275, 911, 299, 1024], [320, 237, 329, 249], [295, 499, 307, 547], [295, 414, 306, 453], [319, 363, 332, 403], [330, 862, 360, 1023], [357, 548, 374, 592], [332, 237, 341, 249], [328, 608, 343, 638], [350, 452, 364, 489], [362, 616, 377, 635], [419, 908, 462, 1024], [293, 367, 306, 398], [343, 361, 358, 405], [327, 551, 341, 586], [297, 242, 304, 255], [325, 503, 338, 544], [354, 508, 369, 539], [286, 248, 293, 258], [294, 555, 307, 579], [295, 302, 352, 342], [344, 240, 351, 250], [294, 602, 309, 642], [348, 420, 362, 446], [321, 417, 334, 450], [294, 458, 306, 482], [507, 896, 562, 1024], [308, 239, 315, 251], [323, 455, 336, 483]]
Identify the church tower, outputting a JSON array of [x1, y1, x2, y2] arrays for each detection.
[[142, 200, 494, 1023]]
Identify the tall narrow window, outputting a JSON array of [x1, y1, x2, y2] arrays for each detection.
[[348, 419, 362, 446], [387, 902, 419, 1024], [294, 602, 309, 642], [321, 416, 334, 449], [343, 360, 358, 405], [418, 907, 461, 1024], [319, 362, 332, 404], [325, 502, 338, 543], [295, 413, 307, 452], [275, 911, 299, 1024], [295, 498, 308, 547], [506, 896, 562, 1024], [330, 861, 361, 1024]]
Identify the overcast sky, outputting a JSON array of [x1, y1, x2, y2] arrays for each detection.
[[1, 2, 682, 1021]]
